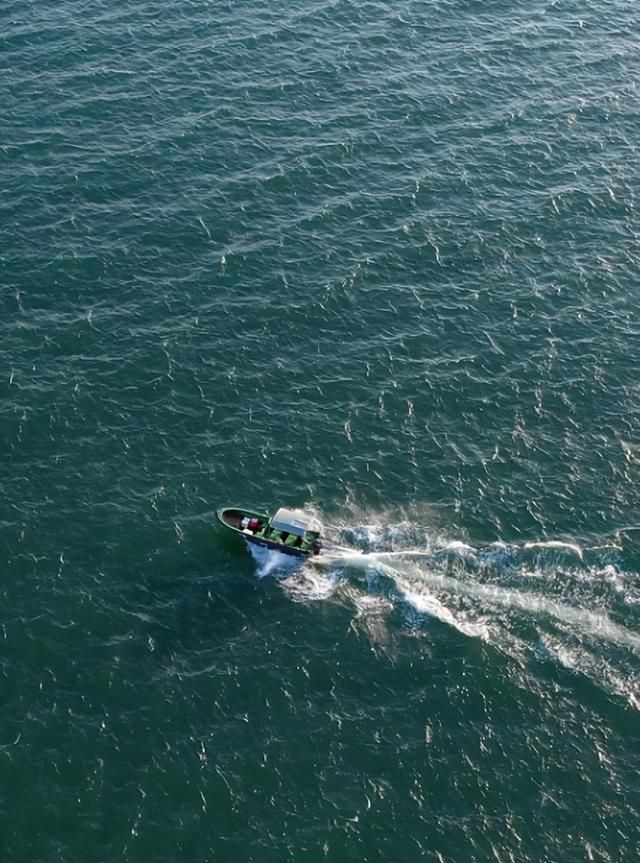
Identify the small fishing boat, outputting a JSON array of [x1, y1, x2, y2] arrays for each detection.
[[216, 506, 323, 557]]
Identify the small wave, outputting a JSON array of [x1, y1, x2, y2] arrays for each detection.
[[353, 594, 393, 617], [280, 569, 340, 603], [248, 545, 301, 578], [524, 540, 584, 559], [248, 544, 339, 600], [348, 594, 394, 645]]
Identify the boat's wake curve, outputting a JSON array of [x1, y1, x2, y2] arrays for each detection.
[[250, 519, 640, 710]]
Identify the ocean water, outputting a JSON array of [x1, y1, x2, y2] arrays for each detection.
[[2, 0, 640, 860]]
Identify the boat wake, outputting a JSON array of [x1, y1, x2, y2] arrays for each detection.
[[251, 516, 640, 709]]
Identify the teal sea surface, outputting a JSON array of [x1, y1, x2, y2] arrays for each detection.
[[2, 0, 640, 860]]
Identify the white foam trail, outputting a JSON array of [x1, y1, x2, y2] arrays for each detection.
[[540, 635, 640, 711], [365, 550, 436, 559], [380, 561, 640, 654], [399, 586, 491, 640], [317, 544, 363, 560], [248, 515, 640, 710]]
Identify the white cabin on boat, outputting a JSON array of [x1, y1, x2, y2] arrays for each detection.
[[269, 508, 322, 538]]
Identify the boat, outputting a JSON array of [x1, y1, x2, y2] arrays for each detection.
[[216, 506, 323, 557]]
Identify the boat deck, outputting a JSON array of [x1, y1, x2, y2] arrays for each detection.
[[217, 506, 322, 556], [220, 508, 245, 530]]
